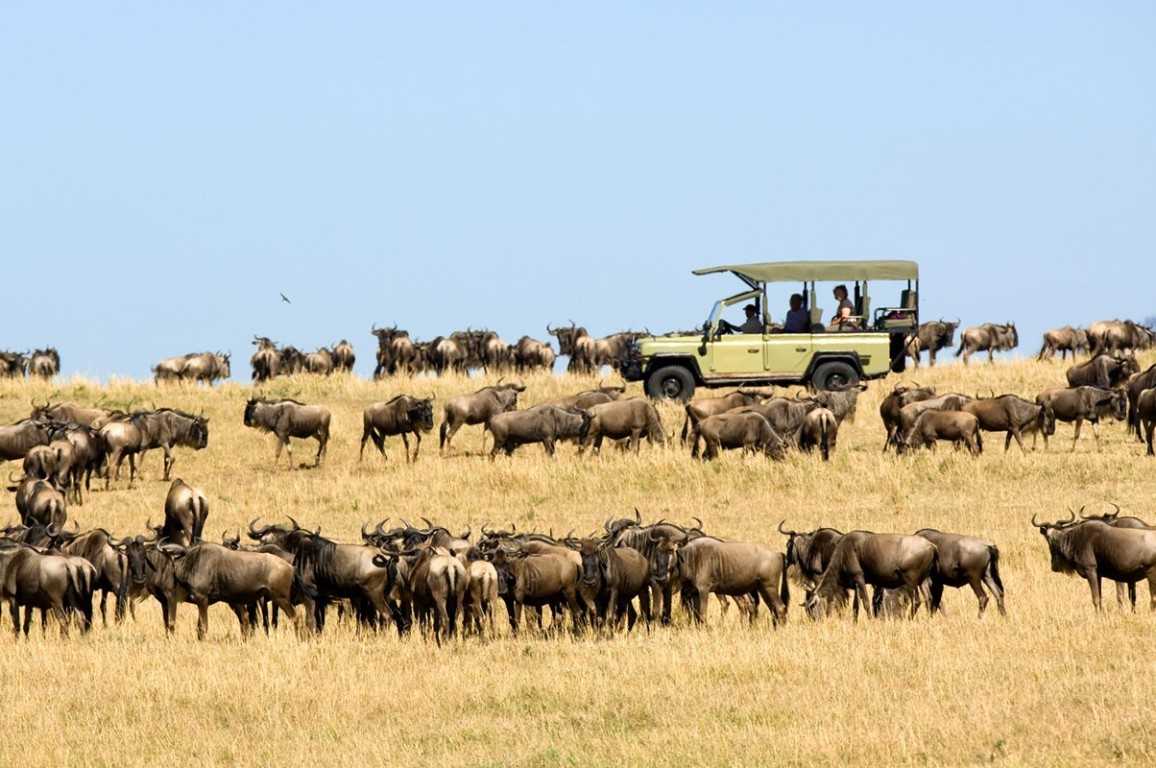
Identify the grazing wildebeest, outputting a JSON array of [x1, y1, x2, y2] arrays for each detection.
[[162, 478, 209, 547], [1066, 354, 1139, 390], [677, 537, 789, 626], [900, 410, 983, 455], [913, 529, 1005, 617], [732, 397, 821, 440], [1038, 326, 1089, 361], [359, 395, 435, 463], [489, 545, 582, 635], [1088, 319, 1155, 356], [1125, 364, 1156, 442], [512, 336, 556, 373], [31, 401, 122, 429], [695, 411, 787, 461], [581, 399, 665, 454], [1140, 388, 1156, 457], [243, 398, 331, 468], [577, 538, 651, 631], [27, 348, 60, 378], [680, 390, 768, 445], [1035, 386, 1127, 451], [486, 405, 591, 459], [960, 394, 1055, 452], [806, 531, 939, 619], [53, 527, 132, 626], [11, 477, 67, 528], [879, 383, 938, 451], [331, 340, 355, 373], [905, 319, 959, 367], [304, 347, 335, 375], [99, 409, 209, 487], [250, 337, 280, 382], [0, 418, 54, 462], [955, 322, 1018, 365], [1033, 512, 1156, 611], [439, 379, 524, 454], [893, 393, 972, 449], [151, 542, 302, 639], [0, 351, 28, 378], [796, 407, 838, 460], [0, 543, 94, 636], [810, 384, 866, 425]]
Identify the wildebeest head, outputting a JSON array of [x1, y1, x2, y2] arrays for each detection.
[[779, 520, 844, 588], [1032, 511, 1082, 573], [546, 322, 586, 356], [577, 539, 604, 587], [647, 529, 680, 585], [117, 533, 153, 586], [408, 398, 436, 432]]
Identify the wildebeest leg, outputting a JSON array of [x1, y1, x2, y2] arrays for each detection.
[[1091, 420, 1102, 451], [232, 604, 250, 639], [280, 438, 293, 469], [1146, 420, 1156, 455], [1114, 582, 1130, 611], [315, 435, 327, 467], [99, 591, 108, 627], [400, 433, 410, 463], [907, 584, 922, 618], [127, 453, 138, 487], [624, 601, 637, 632], [638, 587, 652, 630], [543, 438, 556, 457], [9, 601, 21, 638], [196, 600, 210, 640], [1086, 572, 1103, 611], [981, 570, 1005, 616], [630, 430, 641, 454], [854, 581, 871, 621], [162, 445, 174, 481]]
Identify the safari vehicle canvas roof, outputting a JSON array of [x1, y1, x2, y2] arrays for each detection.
[[692, 260, 919, 284]]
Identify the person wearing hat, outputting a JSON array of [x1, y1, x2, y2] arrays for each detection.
[[720, 303, 764, 334]]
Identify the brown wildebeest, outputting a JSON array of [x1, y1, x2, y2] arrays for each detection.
[[576, 538, 651, 631], [955, 322, 1018, 365], [42, 422, 105, 501], [0, 543, 95, 636], [960, 394, 1056, 452], [151, 542, 302, 639], [512, 336, 556, 373], [331, 340, 355, 373], [360, 395, 435, 463], [695, 411, 787, 461], [549, 382, 627, 411], [250, 336, 280, 382], [490, 545, 582, 635], [30, 401, 122, 429], [0, 351, 28, 378], [0, 418, 54, 462], [426, 334, 467, 375], [879, 383, 937, 451], [459, 551, 499, 636], [304, 347, 335, 375], [893, 393, 971, 448], [901, 410, 983, 455], [796, 407, 837, 460], [1066, 353, 1139, 390], [806, 531, 939, 620], [439, 379, 524, 454], [370, 325, 402, 377], [1125, 364, 1156, 441], [581, 399, 665, 455], [1038, 326, 1088, 361], [11, 477, 67, 528], [677, 537, 789, 626], [279, 345, 306, 375], [27, 348, 60, 378], [1140, 388, 1156, 457], [1088, 319, 1155, 356], [157, 352, 230, 384], [99, 409, 209, 487], [243, 398, 331, 468], [913, 529, 1004, 617], [52, 527, 132, 626], [1035, 386, 1127, 451], [680, 390, 768, 446], [810, 383, 866, 425], [486, 405, 591, 459], [1033, 512, 1156, 611], [163, 478, 209, 547], [778, 521, 845, 603], [905, 319, 959, 367], [391, 546, 467, 644]]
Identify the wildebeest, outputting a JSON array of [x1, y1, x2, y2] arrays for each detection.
[[1088, 319, 1155, 356], [371, 325, 416, 377], [960, 394, 1055, 452], [512, 336, 556, 373], [879, 383, 938, 451], [359, 395, 435, 463], [900, 410, 983, 455], [1075, 504, 1154, 609], [489, 545, 582, 634], [1140, 388, 1156, 457], [1038, 326, 1089, 361], [0, 543, 94, 636], [155, 352, 231, 384], [439, 379, 524, 454], [677, 537, 789, 626], [486, 405, 591, 459], [680, 390, 768, 445], [577, 538, 651, 631], [955, 322, 1018, 365], [390, 546, 467, 643], [806, 531, 939, 619], [162, 478, 209, 547], [796, 407, 838, 460], [0, 351, 28, 378], [42, 422, 105, 502], [331, 340, 355, 373], [30, 401, 122, 429], [905, 320, 959, 367], [581, 399, 665, 455], [1035, 386, 1127, 451], [1066, 353, 1139, 390], [549, 382, 628, 411], [1125, 364, 1156, 442], [27, 348, 60, 378], [99, 409, 209, 487], [810, 384, 866, 425], [250, 337, 280, 382], [1033, 512, 1156, 611], [778, 521, 845, 603], [304, 347, 335, 375], [0, 418, 54, 462], [460, 551, 500, 636], [11, 477, 67, 528], [913, 529, 1005, 617], [695, 411, 788, 461], [151, 542, 302, 639], [243, 398, 331, 468], [279, 345, 306, 376], [22, 442, 77, 499], [53, 527, 132, 626]]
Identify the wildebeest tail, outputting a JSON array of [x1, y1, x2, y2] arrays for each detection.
[[779, 559, 790, 610], [975, 429, 984, 454], [291, 568, 319, 604], [192, 497, 208, 543], [820, 418, 830, 462], [438, 419, 449, 450], [987, 545, 1004, 593], [444, 567, 460, 634], [954, 337, 965, 357]]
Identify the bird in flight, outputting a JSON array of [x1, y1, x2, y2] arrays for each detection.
[[280, 293, 292, 304]]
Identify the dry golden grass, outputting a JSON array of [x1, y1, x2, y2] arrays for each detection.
[[2, 356, 1155, 767]]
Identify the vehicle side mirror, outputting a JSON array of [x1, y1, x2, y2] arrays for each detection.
[[699, 321, 710, 355]]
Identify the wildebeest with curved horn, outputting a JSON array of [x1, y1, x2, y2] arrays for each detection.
[[806, 531, 940, 620], [1075, 503, 1154, 609], [243, 398, 331, 469], [162, 478, 209, 547], [1035, 386, 1127, 451], [778, 521, 844, 604], [955, 322, 1018, 365], [99, 409, 209, 488], [27, 348, 60, 378], [1038, 326, 1088, 361], [576, 537, 651, 631], [1033, 511, 1156, 611], [486, 405, 591, 459], [905, 319, 959, 367], [581, 399, 665, 455], [439, 379, 524, 454], [0, 418, 54, 462], [359, 395, 435, 463], [1066, 353, 1139, 390], [680, 389, 768, 446]]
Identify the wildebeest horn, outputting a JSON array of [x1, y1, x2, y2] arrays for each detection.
[[459, 525, 471, 540], [287, 515, 302, 531], [648, 530, 663, 542], [1105, 502, 1122, 518], [401, 518, 413, 530], [361, 521, 371, 539], [420, 516, 435, 530], [690, 516, 704, 531], [546, 323, 556, 334], [634, 508, 642, 524]]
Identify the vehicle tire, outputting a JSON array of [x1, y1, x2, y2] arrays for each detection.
[[811, 361, 860, 392], [646, 365, 696, 402]]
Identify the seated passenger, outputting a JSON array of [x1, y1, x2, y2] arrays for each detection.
[[828, 285, 859, 331], [783, 294, 809, 333]]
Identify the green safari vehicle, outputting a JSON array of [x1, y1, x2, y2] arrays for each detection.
[[621, 260, 919, 399]]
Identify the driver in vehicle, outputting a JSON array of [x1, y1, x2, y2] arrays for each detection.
[[782, 293, 809, 333], [720, 304, 764, 334]]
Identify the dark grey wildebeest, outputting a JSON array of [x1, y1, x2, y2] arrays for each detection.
[[439, 379, 524, 454], [905, 320, 959, 367], [331, 340, 355, 373], [960, 394, 1055, 452], [1140, 388, 1156, 457], [955, 322, 1018, 365], [243, 398, 331, 468], [1124, 364, 1156, 442], [250, 337, 280, 382], [806, 531, 940, 620], [1038, 326, 1089, 361], [913, 529, 1005, 617], [581, 399, 665, 455], [1066, 353, 1139, 390], [486, 405, 591, 459], [879, 383, 937, 451], [1076, 504, 1155, 610], [0, 543, 95, 636], [0, 418, 54, 462], [1033, 512, 1156, 611], [27, 348, 60, 378], [359, 395, 435, 463], [680, 389, 768, 445], [99, 409, 209, 487], [900, 410, 983, 455], [1035, 386, 1127, 451], [695, 411, 788, 461], [576, 538, 651, 631], [795, 407, 838, 460]]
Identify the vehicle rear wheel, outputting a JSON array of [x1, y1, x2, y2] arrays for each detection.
[[646, 365, 696, 402], [811, 361, 860, 392]]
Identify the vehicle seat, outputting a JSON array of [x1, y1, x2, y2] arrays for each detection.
[[901, 289, 917, 309]]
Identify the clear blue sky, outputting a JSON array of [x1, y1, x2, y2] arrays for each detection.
[[2, 3, 1153, 379]]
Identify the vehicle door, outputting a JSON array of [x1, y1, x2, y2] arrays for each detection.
[[707, 290, 766, 376]]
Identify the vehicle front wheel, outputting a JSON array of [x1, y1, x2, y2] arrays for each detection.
[[811, 361, 860, 392], [646, 365, 696, 402]]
